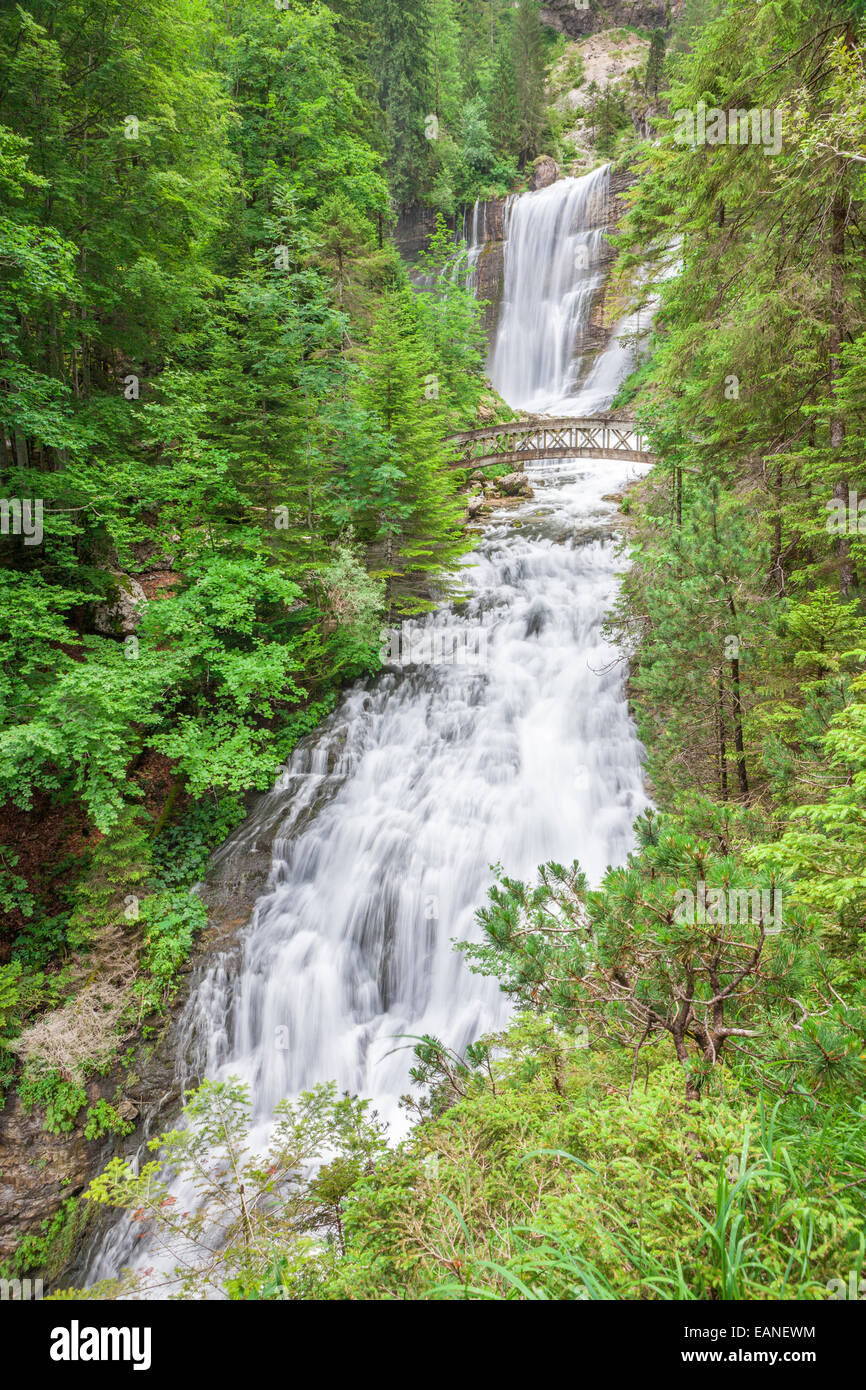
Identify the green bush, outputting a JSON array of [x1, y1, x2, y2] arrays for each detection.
[[18, 1067, 86, 1135], [83, 1099, 134, 1142], [318, 1025, 866, 1302], [0, 1197, 87, 1282]]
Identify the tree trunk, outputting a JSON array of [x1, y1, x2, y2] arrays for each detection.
[[726, 598, 749, 798], [829, 194, 852, 595], [770, 456, 784, 592], [13, 430, 28, 471], [717, 672, 728, 800], [730, 651, 748, 798]]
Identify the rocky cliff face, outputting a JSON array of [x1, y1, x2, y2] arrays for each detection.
[[0, 780, 284, 1284], [465, 200, 506, 337], [0, 1099, 105, 1267], [475, 240, 504, 337], [540, 0, 669, 39], [392, 203, 442, 260]]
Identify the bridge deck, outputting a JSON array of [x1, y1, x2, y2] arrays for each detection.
[[449, 415, 650, 468]]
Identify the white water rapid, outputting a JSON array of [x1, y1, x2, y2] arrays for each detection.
[[86, 167, 651, 1293]]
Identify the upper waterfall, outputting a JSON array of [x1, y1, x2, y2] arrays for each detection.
[[490, 165, 612, 414]]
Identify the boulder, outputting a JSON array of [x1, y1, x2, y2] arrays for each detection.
[[529, 155, 561, 191], [496, 471, 530, 496], [93, 572, 147, 637]]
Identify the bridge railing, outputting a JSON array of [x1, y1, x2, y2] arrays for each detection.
[[448, 415, 650, 467]]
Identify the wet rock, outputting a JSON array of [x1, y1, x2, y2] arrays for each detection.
[[496, 472, 531, 496], [467, 494, 486, 518], [475, 241, 505, 336], [525, 599, 551, 638], [488, 492, 533, 509], [572, 524, 612, 546]]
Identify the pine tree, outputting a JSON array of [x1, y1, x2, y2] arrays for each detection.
[[369, 0, 434, 207], [510, 0, 549, 166], [486, 23, 519, 157], [429, 0, 464, 133], [645, 28, 667, 98], [351, 286, 465, 615]]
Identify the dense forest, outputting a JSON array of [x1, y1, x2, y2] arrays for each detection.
[[0, 0, 519, 1093], [1, 0, 866, 1311]]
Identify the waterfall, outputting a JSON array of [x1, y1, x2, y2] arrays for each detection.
[[463, 199, 486, 292], [84, 164, 651, 1294], [490, 165, 612, 413]]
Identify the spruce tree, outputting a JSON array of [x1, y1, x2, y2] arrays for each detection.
[[369, 0, 434, 207], [352, 286, 465, 615], [510, 0, 549, 167]]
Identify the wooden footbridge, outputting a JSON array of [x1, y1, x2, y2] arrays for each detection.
[[449, 415, 650, 469]]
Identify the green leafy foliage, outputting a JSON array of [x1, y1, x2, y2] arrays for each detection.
[[18, 1068, 86, 1136], [71, 1077, 387, 1298], [0, 1197, 87, 1283], [324, 1035, 864, 1300], [83, 1100, 135, 1142]]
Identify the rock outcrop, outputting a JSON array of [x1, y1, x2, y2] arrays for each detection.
[[540, 0, 669, 40], [529, 155, 561, 190], [467, 493, 486, 518], [392, 203, 440, 259]]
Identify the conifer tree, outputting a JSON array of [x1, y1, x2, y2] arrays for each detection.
[[510, 0, 549, 166], [368, 0, 434, 207], [351, 286, 465, 614]]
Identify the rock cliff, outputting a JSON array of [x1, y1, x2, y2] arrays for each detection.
[[540, 0, 669, 40]]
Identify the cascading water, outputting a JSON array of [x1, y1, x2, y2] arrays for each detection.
[[86, 166, 651, 1293], [462, 199, 487, 292], [490, 164, 611, 412]]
